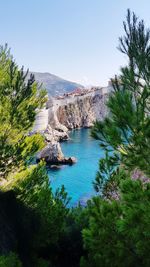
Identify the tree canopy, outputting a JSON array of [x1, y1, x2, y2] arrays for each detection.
[[0, 44, 47, 178], [82, 10, 150, 267], [91, 10, 150, 193]]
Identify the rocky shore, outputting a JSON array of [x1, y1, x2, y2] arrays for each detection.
[[34, 122, 76, 166], [34, 84, 112, 165]]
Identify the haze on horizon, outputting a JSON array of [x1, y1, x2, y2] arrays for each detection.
[[0, 0, 150, 87]]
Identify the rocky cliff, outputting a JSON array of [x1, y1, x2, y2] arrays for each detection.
[[34, 85, 112, 164], [47, 85, 111, 130]]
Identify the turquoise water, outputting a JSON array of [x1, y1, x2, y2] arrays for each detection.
[[48, 128, 104, 206]]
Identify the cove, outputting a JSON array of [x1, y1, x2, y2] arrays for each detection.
[[48, 128, 105, 206]]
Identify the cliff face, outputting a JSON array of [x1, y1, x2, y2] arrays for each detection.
[[35, 86, 111, 132], [48, 86, 111, 130], [56, 92, 108, 129]]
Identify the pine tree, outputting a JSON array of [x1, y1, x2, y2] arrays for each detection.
[[81, 10, 150, 267], [81, 176, 150, 267], [91, 10, 150, 194], [0, 45, 71, 267], [0, 44, 47, 178]]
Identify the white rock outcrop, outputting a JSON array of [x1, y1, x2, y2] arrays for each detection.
[[37, 141, 64, 163], [36, 142, 77, 165]]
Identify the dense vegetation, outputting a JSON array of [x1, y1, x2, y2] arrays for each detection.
[[82, 10, 150, 267], [0, 10, 149, 267]]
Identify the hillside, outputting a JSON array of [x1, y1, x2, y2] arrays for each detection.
[[28, 72, 84, 96]]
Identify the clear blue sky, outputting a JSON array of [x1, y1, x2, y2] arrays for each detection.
[[0, 0, 150, 86]]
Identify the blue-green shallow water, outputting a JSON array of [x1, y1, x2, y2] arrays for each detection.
[[48, 128, 104, 206]]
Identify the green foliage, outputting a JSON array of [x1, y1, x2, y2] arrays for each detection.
[[34, 258, 50, 267], [0, 45, 47, 177], [1, 162, 71, 266], [0, 252, 22, 267], [100, 168, 127, 200], [81, 178, 150, 267], [92, 9, 150, 177], [6, 162, 70, 248], [55, 205, 88, 267], [85, 10, 150, 267], [0, 44, 74, 267], [93, 152, 120, 194]]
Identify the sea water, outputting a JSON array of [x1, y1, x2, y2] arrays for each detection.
[[48, 128, 104, 206]]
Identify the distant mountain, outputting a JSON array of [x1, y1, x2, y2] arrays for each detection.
[[28, 72, 84, 96]]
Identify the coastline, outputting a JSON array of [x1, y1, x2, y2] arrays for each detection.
[[34, 85, 111, 165]]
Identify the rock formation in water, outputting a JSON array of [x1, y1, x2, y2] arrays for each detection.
[[36, 142, 63, 163], [36, 142, 76, 165]]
